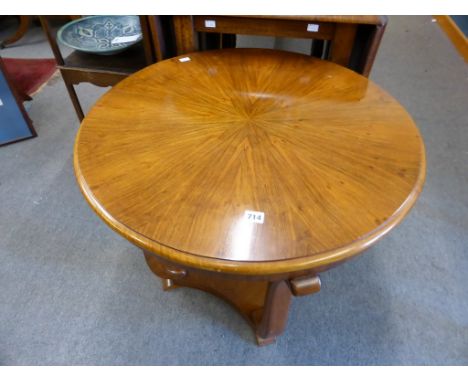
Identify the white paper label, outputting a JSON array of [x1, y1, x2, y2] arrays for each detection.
[[179, 57, 191, 62], [0, 98, 3, 106], [205, 20, 216, 28], [244, 210, 265, 224], [111, 35, 140, 44], [307, 24, 320, 32]]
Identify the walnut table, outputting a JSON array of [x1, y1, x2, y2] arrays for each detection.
[[74, 49, 425, 345]]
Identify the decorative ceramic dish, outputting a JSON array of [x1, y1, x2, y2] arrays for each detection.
[[57, 16, 142, 55]]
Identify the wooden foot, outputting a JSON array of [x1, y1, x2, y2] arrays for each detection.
[[161, 278, 177, 291], [253, 280, 292, 345], [143, 250, 320, 345]]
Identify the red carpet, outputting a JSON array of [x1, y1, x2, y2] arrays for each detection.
[[2, 57, 57, 96]]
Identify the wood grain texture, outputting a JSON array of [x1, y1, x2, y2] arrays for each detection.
[[74, 48, 426, 276]]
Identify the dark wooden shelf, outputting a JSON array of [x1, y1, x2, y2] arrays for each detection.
[[61, 42, 148, 74], [44, 16, 149, 75], [40, 15, 155, 121]]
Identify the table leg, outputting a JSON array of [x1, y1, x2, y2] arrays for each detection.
[[143, 250, 320, 345], [253, 280, 292, 345], [0, 16, 31, 49]]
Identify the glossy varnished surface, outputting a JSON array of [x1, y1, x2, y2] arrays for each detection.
[[74, 49, 425, 275]]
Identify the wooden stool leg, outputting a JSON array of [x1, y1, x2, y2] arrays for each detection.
[[63, 81, 84, 122], [0, 16, 31, 49], [254, 280, 292, 346]]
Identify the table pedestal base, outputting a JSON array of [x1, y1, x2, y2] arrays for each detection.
[[144, 250, 321, 345]]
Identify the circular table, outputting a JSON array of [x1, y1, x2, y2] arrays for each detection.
[[74, 49, 425, 345]]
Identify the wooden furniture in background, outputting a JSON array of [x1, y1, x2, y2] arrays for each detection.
[[146, 16, 178, 61], [0, 16, 32, 49], [434, 16, 468, 62], [168, 15, 388, 77], [74, 49, 425, 345], [39, 16, 158, 121]]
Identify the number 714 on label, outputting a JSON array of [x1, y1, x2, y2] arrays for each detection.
[[244, 210, 265, 224]]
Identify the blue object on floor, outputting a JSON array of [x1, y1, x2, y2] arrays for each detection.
[[0, 63, 35, 146], [450, 15, 468, 37], [57, 15, 142, 55]]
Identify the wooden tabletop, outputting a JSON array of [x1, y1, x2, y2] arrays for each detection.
[[74, 49, 425, 276]]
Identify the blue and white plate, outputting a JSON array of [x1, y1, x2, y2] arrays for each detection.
[[57, 16, 142, 55]]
